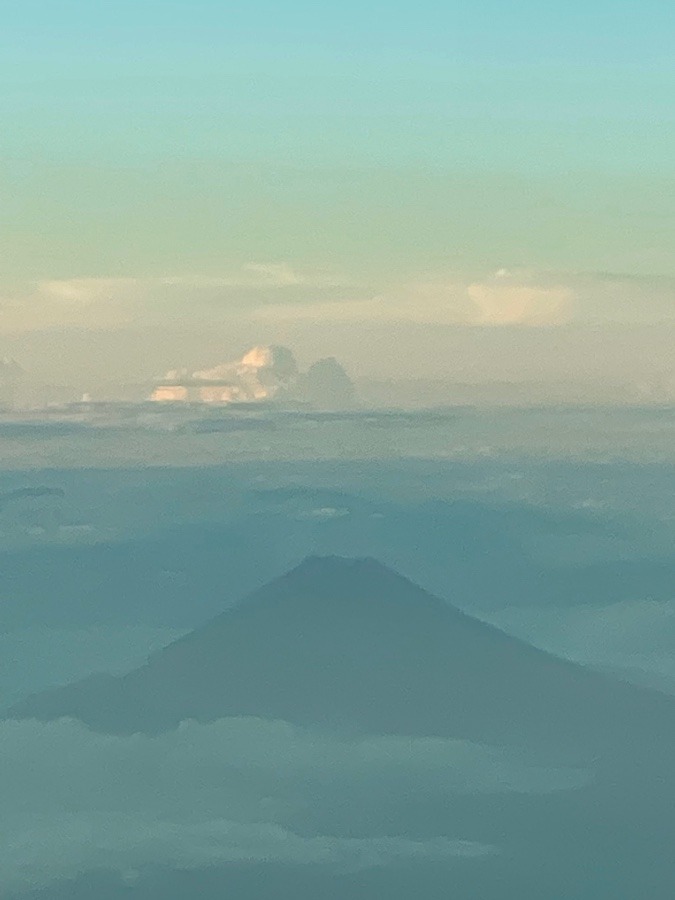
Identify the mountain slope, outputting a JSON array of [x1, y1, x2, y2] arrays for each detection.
[[9, 556, 675, 761]]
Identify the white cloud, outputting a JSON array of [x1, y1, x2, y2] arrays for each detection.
[[467, 281, 573, 326], [37, 278, 139, 306], [297, 506, 351, 520], [253, 267, 675, 329], [242, 262, 309, 286], [254, 272, 573, 327], [0, 716, 590, 892], [5, 813, 488, 893]]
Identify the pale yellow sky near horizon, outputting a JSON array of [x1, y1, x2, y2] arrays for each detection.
[[1, 260, 675, 393], [3, 2, 674, 395]]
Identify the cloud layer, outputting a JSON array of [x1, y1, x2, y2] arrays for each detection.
[[2, 267, 674, 335], [0, 266, 345, 335], [0, 716, 591, 892]]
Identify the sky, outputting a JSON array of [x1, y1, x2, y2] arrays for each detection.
[[3, 8, 675, 892], [1, 0, 674, 392]]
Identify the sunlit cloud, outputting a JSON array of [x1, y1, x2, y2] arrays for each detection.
[[467, 281, 573, 326]]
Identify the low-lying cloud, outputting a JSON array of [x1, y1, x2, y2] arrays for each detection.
[[0, 716, 591, 892]]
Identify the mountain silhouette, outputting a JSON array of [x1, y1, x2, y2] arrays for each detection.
[[8, 556, 675, 898], [9, 556, 675, 762]]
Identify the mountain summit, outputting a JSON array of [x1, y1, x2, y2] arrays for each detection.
[[9, 556, 675, 759]]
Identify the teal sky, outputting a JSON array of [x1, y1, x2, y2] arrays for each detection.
[[1, 1, 674, 387], [4, 1, 674, 174]]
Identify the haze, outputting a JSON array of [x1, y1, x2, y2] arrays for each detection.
[[2, 3, 674, 899]]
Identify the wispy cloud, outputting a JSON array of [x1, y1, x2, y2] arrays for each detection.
[[253, 268, 673, 327], [1, 267, 673, 336], [0, 266, 346, 334]]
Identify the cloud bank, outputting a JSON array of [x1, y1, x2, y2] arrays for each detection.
[[2, 267, 674, 336], [0, 716, 591, 892]]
